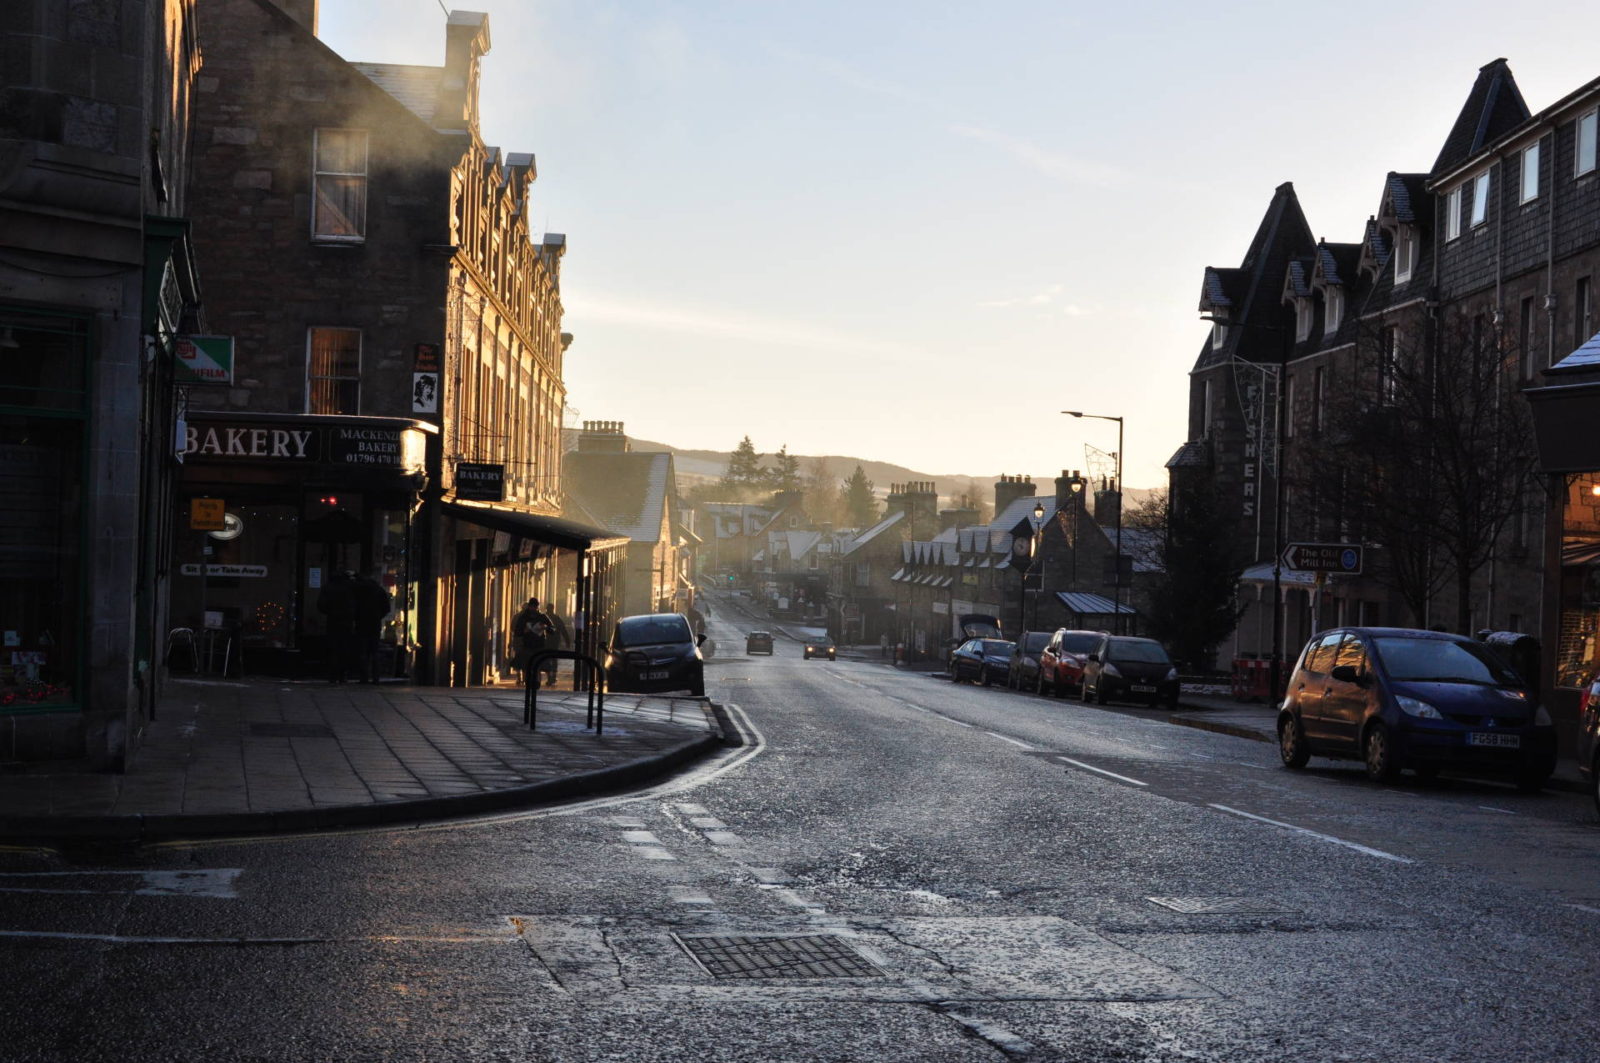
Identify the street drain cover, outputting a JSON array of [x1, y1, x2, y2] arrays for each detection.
[[674, 933, 883, 979], [1146, 896, 1297, 915], [249, 722, 333, 739]]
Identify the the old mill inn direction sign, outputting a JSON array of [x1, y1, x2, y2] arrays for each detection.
[[455, 462, 505, 502]]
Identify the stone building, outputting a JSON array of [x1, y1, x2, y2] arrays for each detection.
[[1, 0, 203, 764], [178, 0, 622, 686]]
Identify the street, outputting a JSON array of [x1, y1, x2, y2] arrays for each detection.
[[2, 600, 1598, 1062]]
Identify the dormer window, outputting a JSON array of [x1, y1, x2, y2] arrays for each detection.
[[1324, 288, 1343, 335], [1295, 299, 1312, 342], [1395, 228, 1415, 283], [1211, 321, 1227, 349]]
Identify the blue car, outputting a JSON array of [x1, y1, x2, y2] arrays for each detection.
[[1277, 627, 1556, 790]]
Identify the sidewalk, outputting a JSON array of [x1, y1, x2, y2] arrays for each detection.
[[0, 677, 729, 844], [1170, 691, 1588, 795]]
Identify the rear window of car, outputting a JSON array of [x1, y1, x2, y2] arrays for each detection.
[[979, 640, 1014, 656], [1371, 637, 1519, 685], [1107, 639, 1170, 665], [1022, 633, 1051, 653], [1058, 633, 1100, 654], [617, 616, 692, 646]]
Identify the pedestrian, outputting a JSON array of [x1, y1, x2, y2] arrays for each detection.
[[317, 569, 358, 683], [510, 595, 555, 685], [351, 568, 393, 684]]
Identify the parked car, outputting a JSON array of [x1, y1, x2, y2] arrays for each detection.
[[1007, 631, 1054, 690], [803, 635, 836, 661], [745, 631, 774, 655], [949, 638, 1015, 686], [605, 613, 705, 696], [1080, 635, 1180, 707], [1277, 626, 1556, 790], [1580, 670, 1600, 814], [1037, 629, 1105, 697]]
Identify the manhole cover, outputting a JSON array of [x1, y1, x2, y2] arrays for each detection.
[[249, 722, 333, 739], [673, 933, 883, 979], [1146, 896, 1297, 915]]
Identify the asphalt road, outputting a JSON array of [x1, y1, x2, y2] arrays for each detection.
[[2, 601, 1598, 1061]]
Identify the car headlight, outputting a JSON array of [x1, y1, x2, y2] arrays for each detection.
[[1102, 663, 1121, 678], [1534, 705, 1553, 726], [1396, 695, 1442, 719]]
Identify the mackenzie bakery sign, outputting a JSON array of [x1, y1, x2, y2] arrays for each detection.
[[182, 420, 426, 471]]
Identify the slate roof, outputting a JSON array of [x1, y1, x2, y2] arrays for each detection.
[[1193, 182, 1316, 372], [843, 510, 906, 555], [1165, 440, 1210, 469], [1550, 327, 1600, 374], [350, 63, 442, 125], [1315, 242, 1360, 287], [563, 451, 673, 543], [1431, 59, 1531, 178]]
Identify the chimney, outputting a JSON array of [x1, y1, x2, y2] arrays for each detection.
[[577, 420, 629, 453], [1093, 477, 1121, 526], [993, 474, 1036, 517], [436, 11, 492, 132], [1054, 469, 1085, 515], [886, 481, 939, 539], [269, 0, 319, 33], [939, 506, 978, 531]]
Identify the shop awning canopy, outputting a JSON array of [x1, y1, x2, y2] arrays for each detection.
[[1054, 591, 1137, 616], [1239, 561, 1320, 587], [443, 500, 628, 552]]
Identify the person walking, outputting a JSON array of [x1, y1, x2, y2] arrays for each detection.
[[317, 570, 358, 683], [510, 596, 555, 685], [351, 569, 393, 684]]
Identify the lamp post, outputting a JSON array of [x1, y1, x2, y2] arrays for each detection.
[[1030, 500, 1046, 630], [1200, 313, 1290, 705], [1063, 411, 1124, 633], [1008, 510, 1041, 639]]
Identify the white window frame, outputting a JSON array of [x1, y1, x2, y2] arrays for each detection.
[[311, 128, 369, 242], [1324, 288, 1343, 335], [1470, 171, 1491, 228], [1521, 142, 1540, 203], [1577, 109, 1598, 177], [1211, 321, 1227, 349], [1446, 186, 1463, 241], [1294, 299, 1311, 342], [1395, 228, 1415, 283]]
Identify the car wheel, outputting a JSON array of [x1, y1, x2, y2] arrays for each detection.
[[1278, 714, 1310, 769], [1081, 682, 1096, 705], [1363, 723, 1399, 783]]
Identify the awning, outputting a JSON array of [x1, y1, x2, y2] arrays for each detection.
[[443, 500, 628, 552], [1055, 591, 1137, 616], [889, 567, 906, 582], [1239, 561, 1319, 587]]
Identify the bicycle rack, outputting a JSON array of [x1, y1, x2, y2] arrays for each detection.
[[525, 650, 607, 735]]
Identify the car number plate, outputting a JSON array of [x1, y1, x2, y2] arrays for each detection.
[[1467, 732, 1520, 748], [1131, 684, 1157, 693], [644, 670, 669, 680]]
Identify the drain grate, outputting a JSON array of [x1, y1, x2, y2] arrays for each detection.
[[674, 933, 883, 979], [1147, 896, 1297, 915], [249, 722, 333, 739]]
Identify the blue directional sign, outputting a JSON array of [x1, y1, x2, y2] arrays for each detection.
[[1281, 542, 1363, 575]]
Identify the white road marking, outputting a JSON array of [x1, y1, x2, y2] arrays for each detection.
[[772, 888, 826, 914], [630, 846, 676, 861], [1209, 804, 1415, 864], [1567, 903, 1600, 915], [983, 731, 1036, 751], [689, 816, 727, 829], [750, 867, 792, 884], [948, 720, 974, 728], [702, 830, 744, 847], [669, 887, 715, 906], [937, 1010, 1038, 1057], [619, 830, 661, 845], [1477, 806, 1516, 815], [673, 803, 710, 816], [0, 869, 241, 898], [1057, 756, 1148, 787]]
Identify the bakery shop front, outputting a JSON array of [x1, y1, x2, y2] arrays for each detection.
[[172, 411, 435, 679]]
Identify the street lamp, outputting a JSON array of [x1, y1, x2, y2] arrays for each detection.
[[1063, 411, 1124, 633], [1030, 500, 1046, 630], [1008, 509, 1042, 639]]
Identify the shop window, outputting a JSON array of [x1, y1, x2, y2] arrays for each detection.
[[308, 327, 361, 414], [312, 129, 368, 240]]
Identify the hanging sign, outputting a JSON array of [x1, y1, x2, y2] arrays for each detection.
[[456, 462, 505, 501], [189, 498, 226, 531], [174, 334, 234, 385]]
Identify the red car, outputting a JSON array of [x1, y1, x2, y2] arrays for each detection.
[[1036, 629, 1105, 697]]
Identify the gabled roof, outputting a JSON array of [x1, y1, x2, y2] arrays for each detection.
[[350, 63, 442, 124], [1193, 182, 1316, 372], [1314, 242, 1360, 288], [843, 509, 905, 555], [1165, 440, 1210, 469], [563, 450, 673, 543], [1284, 258, 1314, 299], [1431, 58, 1531, 178], [1381, 172, 1430, 227]]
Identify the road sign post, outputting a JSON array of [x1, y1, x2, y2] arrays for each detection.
[[1281, 542, 1363, 575]]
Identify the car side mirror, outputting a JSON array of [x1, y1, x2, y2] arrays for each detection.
[[697, 634, 707, 646], [1330, 664, 1364, 685], [1087, 653, 1099, 663]]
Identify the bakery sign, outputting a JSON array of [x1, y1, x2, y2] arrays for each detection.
[[182, 420, 426, 471]]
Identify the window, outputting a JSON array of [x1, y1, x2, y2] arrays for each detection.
[[1295, 299, 1311, 342], [1521, 142, 1540, 202], [1395, 228, 1415, 283], [1378, 326, 1400, 405], [1283, 374, 1295, 439], [1446, 186, 1463, 240], [312, 129, 368, 240], [1211, 321, 1227, 349], [1578, 276, 1594, 343], [1325, 288, 1343, 334], [1313, 366, 1326, 434], [1578, 109, 1597, 177], [1201, 379, 1213, 436], [1520, 296, 1537, 379], [1470, 171, 1490, 227], [307, 327, 361, 414]]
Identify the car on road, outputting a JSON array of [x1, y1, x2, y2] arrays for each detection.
[[1580, 670, 1600, 814], [949, 638, 1015, 686], [1006, 631, 1053, 690], [745, 631, 774, 655], [803, 635, 836, 660], [605, 612, 705, 697], [1080, 635, 1179, 707], [1037, 628, 1105, 697], [1277, 626, 1556, 790]]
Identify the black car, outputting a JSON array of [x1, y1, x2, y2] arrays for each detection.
[[745, 631, 774, 654], [1580, 670, 1600, 815], [949, 638, 1015, 686], [803, 635, 836, 660], [605, 613, 705, 696], [1007, 631, 1053, 690], [1278, 627, 1556, 790], [1080, 636, 1179, 707]]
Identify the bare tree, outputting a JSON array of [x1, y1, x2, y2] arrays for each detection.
[[1300, 312, 1539, 632]]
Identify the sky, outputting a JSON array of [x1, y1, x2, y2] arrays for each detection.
[[317, 1, 1600, 490]]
